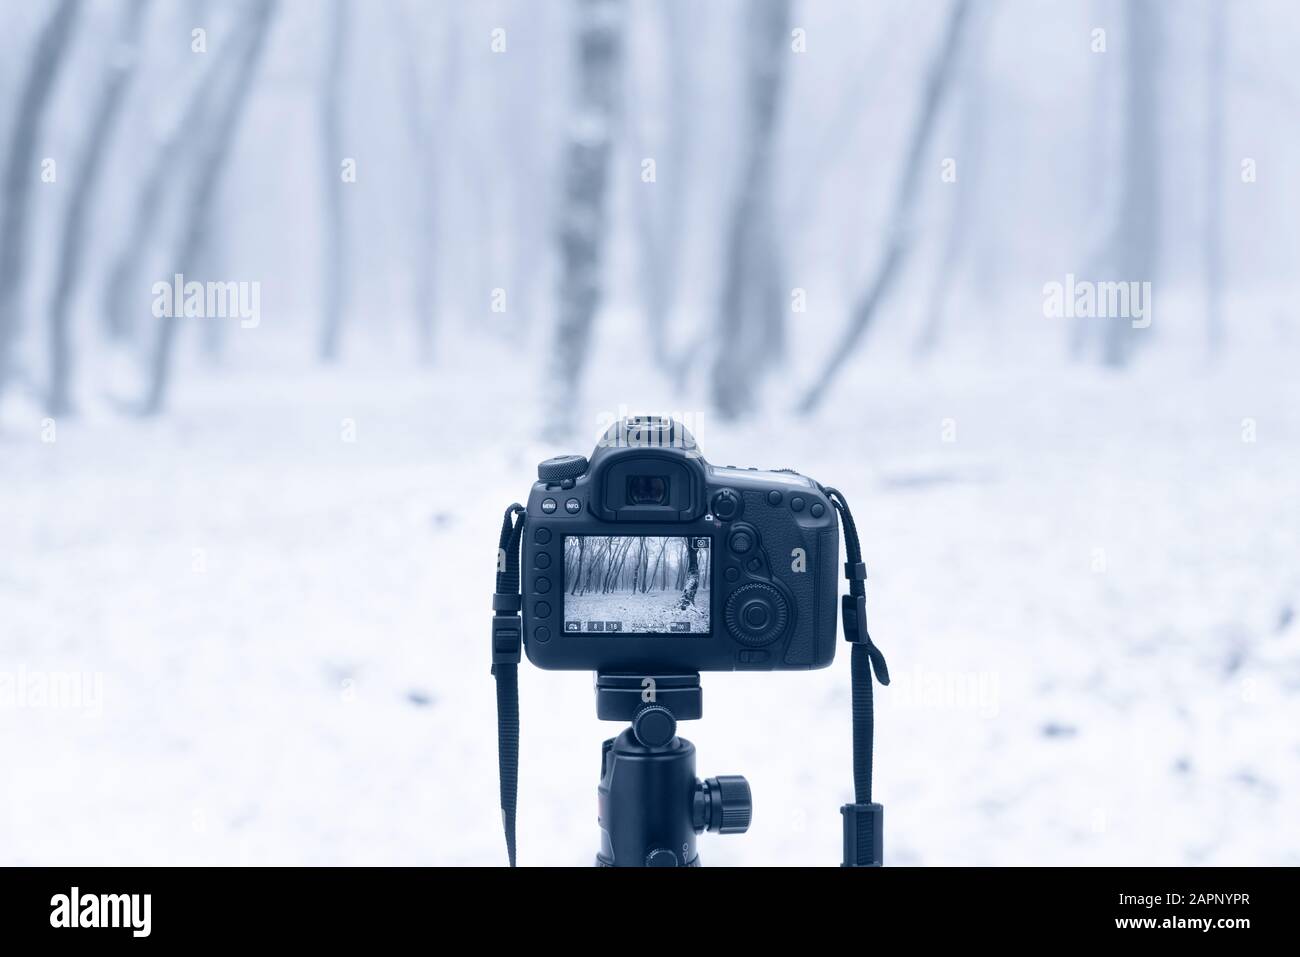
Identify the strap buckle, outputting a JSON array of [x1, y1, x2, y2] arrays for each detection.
[[492, 592, 522, 613], [492, 613, 522, 666], [841, 593, 870, 644], [841, 594, 890, 685]]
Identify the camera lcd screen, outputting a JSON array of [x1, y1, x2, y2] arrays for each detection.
[[562, 535, 711, 635]]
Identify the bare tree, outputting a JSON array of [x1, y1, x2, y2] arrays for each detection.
[[142, 0, 278, 415], [318, 0, 350, 362], [1204, 0, 1225, 357], [914, 0, 996, 357], [633, 0, 692, 373], [393, 0, 456, 363], [47, 0, 150, 414], [544, 0, 624, 441], [711, 0, 790, 420], [798, 0, 971, 414], [0, 0, 84, 404], [102, 41, 231, 344], [677, 539, 700, 609], [1097, 0, 1162, 368]]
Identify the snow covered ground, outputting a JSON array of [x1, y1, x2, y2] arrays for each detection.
[[1, 336, 1298, 866], [564, 589, 710, 635]]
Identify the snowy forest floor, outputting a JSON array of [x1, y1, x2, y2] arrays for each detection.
[[564, 589, 710, 635], [2, 342, 1298, 866]]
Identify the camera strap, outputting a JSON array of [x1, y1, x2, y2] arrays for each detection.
[[820, 486, 891, 867], [490, 503, 527, 867]]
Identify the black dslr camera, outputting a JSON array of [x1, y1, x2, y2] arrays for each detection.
[[523, 415, 839, 673], [490, 416, 889, 867]]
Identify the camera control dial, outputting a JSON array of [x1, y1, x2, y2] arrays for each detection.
[[537, 454, 589, 483], [724, 582, 789, 646]]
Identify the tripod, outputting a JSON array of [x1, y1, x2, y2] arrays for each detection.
[[594, 673, 751, 867]]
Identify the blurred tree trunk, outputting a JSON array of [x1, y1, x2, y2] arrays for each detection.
[[544, 0, 624, 441], [0, 0, 83, 405], [47, 0, 150, 415], [394, 1, 456, 364], [318, 0, 350, 363], [798, 0, 970, 414], [914, 0, 994, 358], [1204, 1, 1225, 357], [1101, 0, 1161, 368], [635, 0, 692, 373], [103, 49, 228, 344], [142, 0, 278, 415], [711, 0, 790, 420]]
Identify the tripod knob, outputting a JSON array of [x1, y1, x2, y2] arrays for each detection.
[[632, 705, 677, 748], [694, 775, 753, 834], [645, 848, 679, 867]]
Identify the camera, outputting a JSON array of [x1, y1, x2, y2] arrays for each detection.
[[522, 415, 840, 673]]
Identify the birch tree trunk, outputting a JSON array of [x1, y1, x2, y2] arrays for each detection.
[[0, 0, 84, 404], [544, 0, 624, 441], [798, 0, 970, 414], [711, 0, 790, 420], [47, 0, 150, 414]]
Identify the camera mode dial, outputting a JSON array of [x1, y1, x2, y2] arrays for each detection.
[[537, 454, 588, 483], [710, 488, 742, 521]]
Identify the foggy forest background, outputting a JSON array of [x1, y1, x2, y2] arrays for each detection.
[[3, 0, 1299, 867], [1, 0, 1295, 431]]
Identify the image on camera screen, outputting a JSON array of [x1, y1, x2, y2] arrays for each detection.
[[561, 535, 711, 636]]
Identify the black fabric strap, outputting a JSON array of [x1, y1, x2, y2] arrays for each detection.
[[820, 486, 890, 867], [491, 504, 526, 867]]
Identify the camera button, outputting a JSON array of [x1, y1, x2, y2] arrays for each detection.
[[534, 528, 551, 544], [790, 496, 805, 512], [534, 601, 551, 617], [747, 558, 762, 573], [535, 553, 551, 569], [728, 531, 753, 555], [541, 498, 558, 514], [724, 567, 739, 582], [811, 502, 824, 517], [534, 626, 551, 643], [767, 490, 782, 506], [564, 498, 581, 514], [534, 576, 552, 594]]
